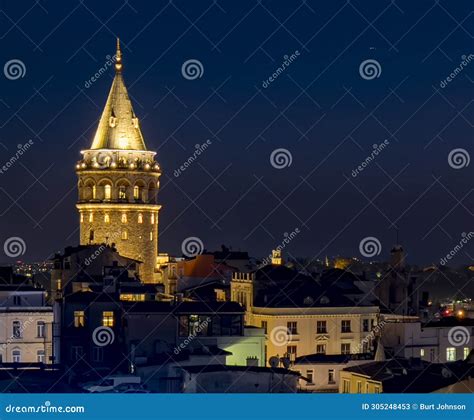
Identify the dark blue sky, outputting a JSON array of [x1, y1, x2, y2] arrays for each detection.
[[0, 0, 472, 266]]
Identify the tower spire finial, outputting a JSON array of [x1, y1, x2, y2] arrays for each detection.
[[115, 38, 122, 72]]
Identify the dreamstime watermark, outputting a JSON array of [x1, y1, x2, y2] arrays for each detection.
[[0, 140, 34, 175], [3, 237, 26, 258], [440, 232, 474, 266], [351, 140, 390, 178], [270, 148, 292, 169], [269, 326, 292, 346], [84, 244, 107, 266], [260, 228, 301, 267], [181, 59, 204, 80], [4, 59, 26, 80], [448, 148, 470, 169], [173, 317, 211, 355], [181, 237, 204, 258], [84, 54, 117, 88], [359, 59, 381, 80], [5, 401, 85, 414], [440, 54, 474, 88], [447, 326, 470, 347], [92, 326, 115, 347], [262, 50, 300, 88], [353, 321, 386, 354], [359, 237, 382, 258], [174, 140, 212, 177]]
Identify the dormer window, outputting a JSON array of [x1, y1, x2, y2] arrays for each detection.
[[132, 117, 139, 128], [109, 116, 117, 127]]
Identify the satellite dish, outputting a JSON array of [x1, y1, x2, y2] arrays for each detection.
[[281, 357, 291, 369], [269, 356, 279, 368]]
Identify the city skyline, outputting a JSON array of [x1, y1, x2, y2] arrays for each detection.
[[0, 1, 472, 266]]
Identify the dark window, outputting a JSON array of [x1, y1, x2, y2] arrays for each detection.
[[287, 321, 298, 335], [363, 319, 369, 332], [341, 320, 351, 333], [317, 321, 327, 334], [12, 321, 21, 338], [261, 321, 267, 334]]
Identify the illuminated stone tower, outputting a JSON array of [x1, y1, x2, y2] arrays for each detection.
[[76, 39, 161, 283]]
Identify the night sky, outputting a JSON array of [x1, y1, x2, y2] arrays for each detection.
[[0, 0, 472, 266]]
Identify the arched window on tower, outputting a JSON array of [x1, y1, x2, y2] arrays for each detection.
[[121, 230, 128, 240], [104, 214, 110, 223], [138, 213, 143, 224], [133, 186, 140, 200], [151, 214, 155, 225], [89, 213, 93, 222], [92, 185, 97, 199], [80, 213, 84, 223], [89, 230, 94, 242], [119, 186, 127, 200], [149, 231, 153, 241], [121, 213, 127, 223], [104, 185, 111, 200]]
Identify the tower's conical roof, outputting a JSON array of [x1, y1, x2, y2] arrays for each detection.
[[90, 39, 147, 151]]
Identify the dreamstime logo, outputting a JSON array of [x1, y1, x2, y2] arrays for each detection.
[[0, 140, 34, 175], [181, 59, 204, 80], [92, 326, 115, 347], [270, 148, 292, 169], [262, 50, 301, 88], [4, 59, 26, 80], [269, 326, 292, 346], [359, 237, 382, 258], [181, 237, 204, 258], [440, 54, 474, 88], [448, 148, 470, 169], [351, 140, 390, 178], [440, 232, 474, 266], [84, 54, 117, 88], [359, 59, 382, 80], [447, 326, 470, 347], [174, 140, 212, 177], [3, 237, 26, 258]]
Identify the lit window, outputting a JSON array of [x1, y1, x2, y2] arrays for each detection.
[[104, 185, 111, 200], [119, 186, 127, 199], [37, 321, 45, 338], [92, 185, 97, 199], [446, 347, 456, 361], [121, 230, 128, 240], [102, 311, 114, 327], [104, 214, 110, 223], [120, 294, 145, 302], [133, 186, 140, 199], [80, 213, 84, 223], [149, 231, 153, 241], [37, 350, 45, 363], [12, 321, 21, 338], [420, 348, 425, 357], [138, 213, 143, 224], [74, 311, 85, 328], [89, 213, 93, 222], [151, 214, 155, 224], [12, 349, 21, 363], [464, 347, 470, 359], [121, 213, 127, 223]]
